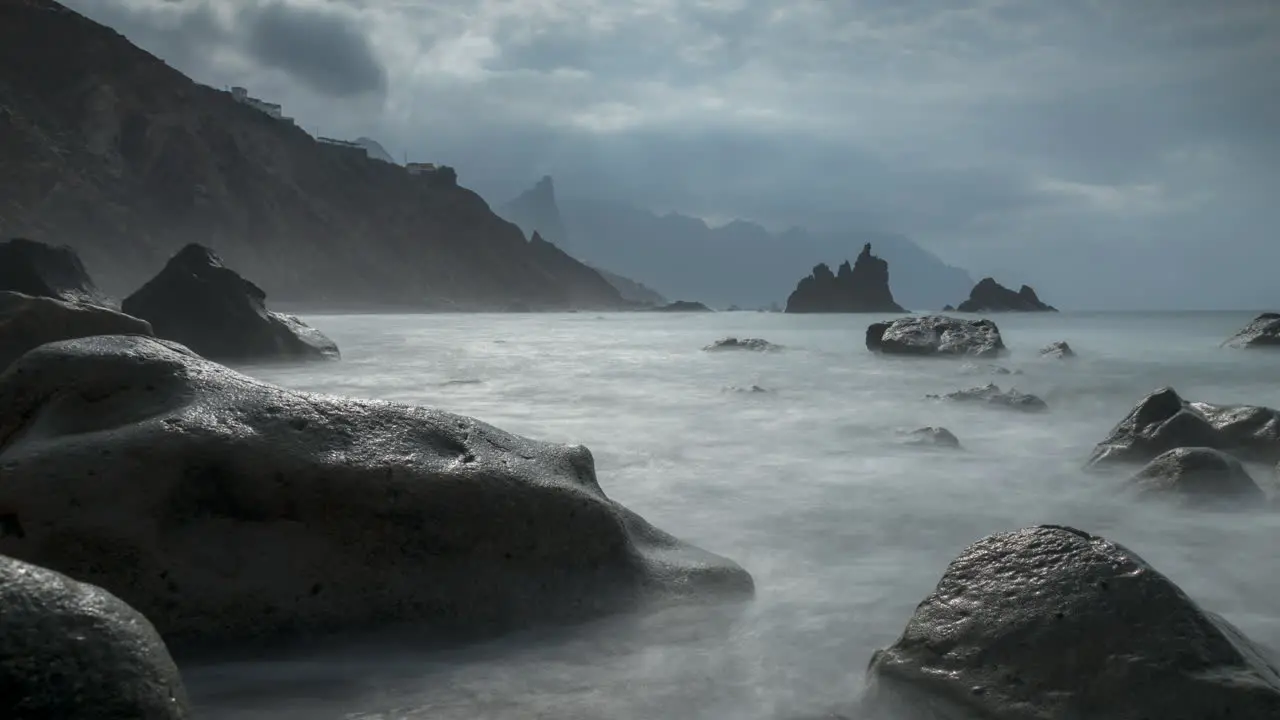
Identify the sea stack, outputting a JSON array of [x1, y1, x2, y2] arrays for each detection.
[[784, 243, 906, 313], [955, 278, 1057, 312]]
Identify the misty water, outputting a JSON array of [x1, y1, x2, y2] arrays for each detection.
[[184, 311, 1280, 719]]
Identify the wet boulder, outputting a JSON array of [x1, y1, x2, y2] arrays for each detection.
[[927, 383, 1048, 413], [866, 315, 1005, 358], [860, 525, 1280, 720], [0, 237, 111, 306], [0, 554, 190, 719], [703, 337, 782, 352], [1222, 313, 1280, 349], [1126, 447, 1265, 509], [1088, 387, 1280, 468], [1039, 340, 1075, 359], [0, 335, 753, 653], [0, 291, 153, 372], [903, 427, 960, 449], [121, 244, 338, 362]]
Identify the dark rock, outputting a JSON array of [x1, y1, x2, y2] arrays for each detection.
[[1039, 339, 1075, 358], [703, 337, 782, 352], [941, 304, 955, 311], [0, 237, 110, 306], [959, 362, 1021, 376], [1126, 447, 1266, 508], [1088, 387, 1280, 468], [956, 277, 1057, 312], [1222, 313, 1280, 349], [0, 335, 753, 653], [0, 291, 153, 372], [121, 244, 338, 362], [867, 315, 1005, 358], [861, 525, 1280, 720], [904, 427, 960, 449], [784, 244, 907, 314], [927, 383, 1048, 412], [654, 300, 712, 312], [725, 385, 770, 394], [0, 553, 190, 719]]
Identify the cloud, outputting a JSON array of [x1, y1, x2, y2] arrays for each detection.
[[55, 0, 1280, 308]]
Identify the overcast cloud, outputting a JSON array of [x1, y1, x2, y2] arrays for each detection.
[[62, 0, 1280, 308]]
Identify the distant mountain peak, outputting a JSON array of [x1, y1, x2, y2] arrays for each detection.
[[501, 176, 568, 248]]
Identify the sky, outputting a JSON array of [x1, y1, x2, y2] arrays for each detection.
[[61, 0, 1280, 309]]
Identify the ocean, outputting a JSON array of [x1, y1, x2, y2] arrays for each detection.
[[183, 311, 1280, 719]]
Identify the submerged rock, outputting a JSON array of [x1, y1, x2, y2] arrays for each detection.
[[0, 237, 111, 306], [784, 243, 907, 314], [121, 244, 338, 362], [861, 525, 1280, 720], [703, 337, 782, 352], [1088, 386, 1280, 468], [1222, 313, 1280, 349], [1126, 447, 1265, 509], [955, 277, 1057, 312], [866, 315, 1005, 358], [0, 554, 190, 719], [928, 383, 1048, 412], [1039, 340, 1075, 358], [904, 426, 960, 449], [958, 362, 1021, 376], [0, 291, 153, 372], [0, 335, 753, 653]]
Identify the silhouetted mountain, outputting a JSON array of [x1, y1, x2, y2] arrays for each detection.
[[355, 137, 395, 164], [536, 191, 972, 310], [956, 278, 1057, 312], [785, 244, 906, 313], [0, 0, 625, 311], [502, 176, 569, 249]]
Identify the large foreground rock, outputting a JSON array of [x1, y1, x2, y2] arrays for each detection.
[[0, 554, 190, 719], [0, 237, 110, 306], [0, 335, 752, 652], [861, 525, 1280, 720], [121, 244, 338, 362], [0, 291, 153, 372], [1126, 447, 1266, 509], [1223, 313, 1280, 349], [866, 315, 1005, 358], [1088, 386, 1280, 468]]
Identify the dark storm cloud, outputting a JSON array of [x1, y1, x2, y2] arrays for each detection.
[[242, 2, 387, 98]]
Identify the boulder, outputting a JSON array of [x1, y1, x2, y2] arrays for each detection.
[[703, 337, 782, 352], [121, 244, 338, 362], [0, 554, 190, 719], [904, 427, 960, 449], [0, 237, 111, 306], [0, 335, 753, 653], [0, 291, 153, 372], [1126, 447, 1266, 508], [1088, 387, 1280, 468], [861, 525, 1280, 720], [955, 277, 1057, 312], [1039, 340, 1075, 358], [866, 315, 1005, 358], [784, 244, 906, 314], [927, 383, 1048, 412], [654, 300, 712, 312], [1222, 313, 1280, 349]]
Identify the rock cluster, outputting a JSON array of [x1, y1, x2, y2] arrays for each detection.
[[784, 243, 907, 314]]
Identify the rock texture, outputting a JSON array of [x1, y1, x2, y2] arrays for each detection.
[[0, 554, 190, 719], [703, 337, 781, 352], [1127, 447, 1266, 508], [0, 335, 753, 652], [956, 277, 1057, 312], [861, 525, 1280, 720], [1039, 340, 1075, 358], [904, 427, 960, 449], [927, 383, 1048, 412], [1088, 387, 1280, 468], [0, 290, 153, 372], [0, 237, 110, 306], [121, 244, 338, 362], [866, 315, 1005, 358], [1223, 313, 1280, 349], [784, 244, 907, 314], [0, 2, 626, 311]]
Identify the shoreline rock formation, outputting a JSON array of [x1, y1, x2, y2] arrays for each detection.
[[1222, 313, 1280, 348], [927, 383, 1048, 412], [955, 277, 1057, 312], [0, 335, 754, 655], [0, 236, 112, 306], [784, 244, 907, 313], [703, 337, 781, 352], [0, 290, 153, 371], [1126, 447, 1265, 509], [654, 300, 712, 312], [866, 315, 1006, 358], [122, 244, 339, 362]]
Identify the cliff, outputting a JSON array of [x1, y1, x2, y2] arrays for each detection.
[[784, 244, 907, 313], [0, 0, 626, 311], [956, 278, 1057, 312]]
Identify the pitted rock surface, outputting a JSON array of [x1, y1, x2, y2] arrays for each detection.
[[867, 315, 1005, 358]]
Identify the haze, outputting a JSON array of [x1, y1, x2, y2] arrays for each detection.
[[65, 0, 1280, 310]]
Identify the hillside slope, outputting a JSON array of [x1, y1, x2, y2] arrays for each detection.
[[0, 0, 625, 310]]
